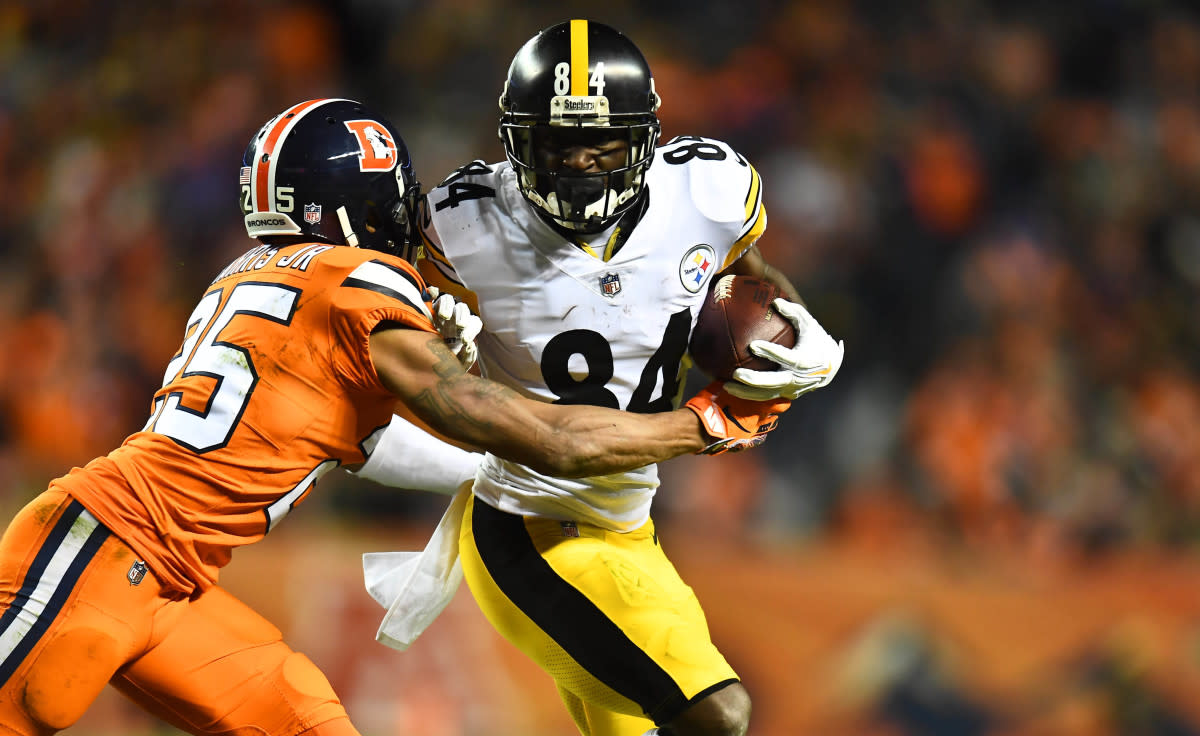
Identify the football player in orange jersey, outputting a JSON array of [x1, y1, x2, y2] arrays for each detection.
[[0, 98, 789, 736]]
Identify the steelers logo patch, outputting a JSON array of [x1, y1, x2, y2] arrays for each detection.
[[679, 244, 717, 293]]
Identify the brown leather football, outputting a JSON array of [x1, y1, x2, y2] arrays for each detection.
[[688, 275, 797, 380]]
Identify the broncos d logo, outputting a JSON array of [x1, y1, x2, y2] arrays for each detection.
[[344, 120, 397, 172]]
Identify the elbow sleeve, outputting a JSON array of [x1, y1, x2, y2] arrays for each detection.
[[352, 414, 482, 495]]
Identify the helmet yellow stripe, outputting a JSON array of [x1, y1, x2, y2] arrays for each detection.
[[570, 19, 588, 96]]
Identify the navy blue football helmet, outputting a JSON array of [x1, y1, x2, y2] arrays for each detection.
[[239, 98, 424, 259], [499, 20, 661, 234]]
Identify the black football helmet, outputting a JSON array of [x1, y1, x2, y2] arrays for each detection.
[[499, 20, 661, 233], [239, 98, 425, 259]]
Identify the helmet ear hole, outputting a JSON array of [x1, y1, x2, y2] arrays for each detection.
[[364, 206, 381, 233]]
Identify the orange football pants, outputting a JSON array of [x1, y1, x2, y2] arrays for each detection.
[[0, 490, 357, 736]]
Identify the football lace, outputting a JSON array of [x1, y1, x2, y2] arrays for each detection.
[[712, 274, 736, 302]]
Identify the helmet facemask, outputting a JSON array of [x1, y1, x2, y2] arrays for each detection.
[[342, 164, 427, 261], [386, 169, 429, 263], [501, 118, 658, 233]]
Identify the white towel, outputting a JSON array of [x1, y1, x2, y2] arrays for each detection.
[[362, 485, 470, 651]]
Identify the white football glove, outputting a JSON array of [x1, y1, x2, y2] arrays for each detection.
[[725, 298, 844, 401], [427, 287, 482, 370]]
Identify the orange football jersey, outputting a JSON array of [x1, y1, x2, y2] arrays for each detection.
[[53, 242, 437, 595]]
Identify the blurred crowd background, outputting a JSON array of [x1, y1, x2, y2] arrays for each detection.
[[3, 0, 1200, 734]]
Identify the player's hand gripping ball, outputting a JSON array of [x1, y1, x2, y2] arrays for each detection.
[[688, 275, 797, 381]]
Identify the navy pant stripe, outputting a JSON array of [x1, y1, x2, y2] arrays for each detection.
[[0, 501, 110, 687], [0, 501, 86, 640]]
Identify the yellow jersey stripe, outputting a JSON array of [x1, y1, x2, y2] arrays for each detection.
[[416, 234, 473, 296], [570, 19, 588, 96], [737, 165, 764, 241], [421, 233, 454, 270], [743, 165, 762, 222], [737, 172, 765, 243], [572, 225, 625, 262], [723, 204, 768, 270], [602, 230, 619, 261], [416, 257, 479, 314]]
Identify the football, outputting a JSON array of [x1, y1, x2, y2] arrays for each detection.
[[688, 275, 797, 380]]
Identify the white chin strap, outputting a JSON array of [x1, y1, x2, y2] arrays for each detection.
[[337, 206, 359, 247]]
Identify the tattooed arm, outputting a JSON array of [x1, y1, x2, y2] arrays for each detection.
[[368, 326, 709, 477]]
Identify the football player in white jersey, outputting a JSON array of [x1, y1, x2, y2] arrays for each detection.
[[370, 19, 844, 736]]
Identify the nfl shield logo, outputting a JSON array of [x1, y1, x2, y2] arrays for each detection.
[[599, 272, 622, 297], [304, 203, 322, 225], [127, 560, 148, 586]]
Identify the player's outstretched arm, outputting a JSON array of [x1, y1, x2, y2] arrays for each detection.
[[370, 325, 708, 476]]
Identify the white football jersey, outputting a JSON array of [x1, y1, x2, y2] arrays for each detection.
[[421, 136, 767, 531]]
